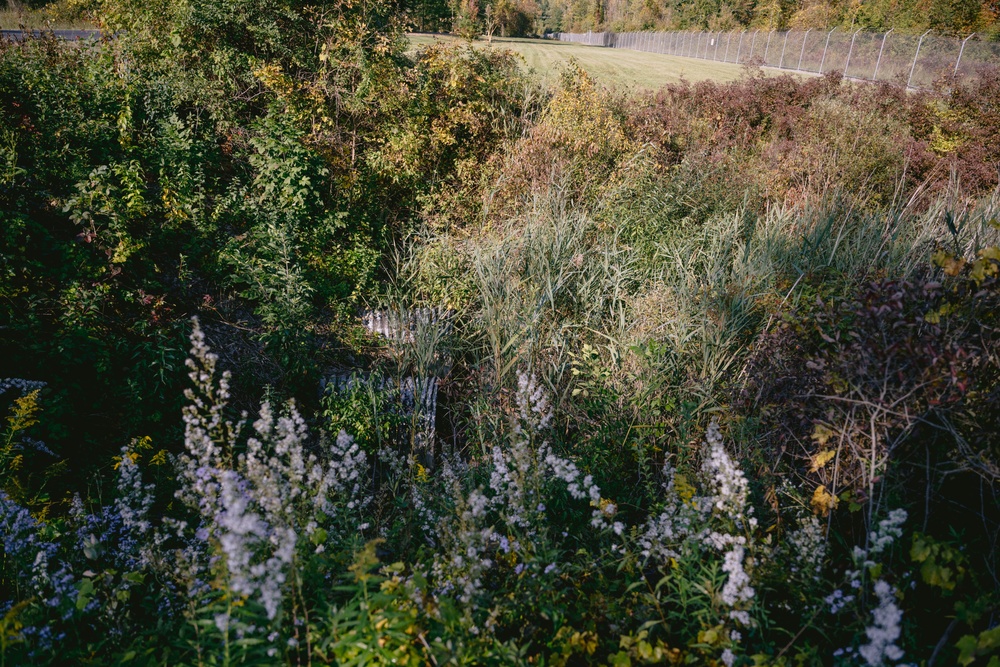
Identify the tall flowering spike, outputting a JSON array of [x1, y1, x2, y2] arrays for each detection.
[[638, 459, 705, 562], [516, 372, 553, 433], [181, 318, 238, 472], [720, 544, 755, 609], [240, 400, 315, 524], [702, 418, 752, 525], [215, 470, 295, 620], [113, 445, 159, 571], [176, 318, 245, 521]]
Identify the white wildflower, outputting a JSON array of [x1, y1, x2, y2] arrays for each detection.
[[787, 515, 826, 579], [867, 509, 908, 558], [516, 372, 553, 432], [702, 419, 751, 524], [720, 545, 755, 610], [858, 580, 906, 666]]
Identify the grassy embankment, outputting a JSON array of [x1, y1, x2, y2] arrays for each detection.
[[407, 32, 799, 89]]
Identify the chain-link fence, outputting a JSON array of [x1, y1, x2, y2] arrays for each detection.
[[553, 29, 1000, 89]]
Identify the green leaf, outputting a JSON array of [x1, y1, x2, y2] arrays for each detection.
[[123, 571, 145, 585], [76, 577, 95, 611], [957, 635, 979, 666]]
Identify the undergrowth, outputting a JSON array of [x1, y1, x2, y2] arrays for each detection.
[[2, 7, 1000, 665]]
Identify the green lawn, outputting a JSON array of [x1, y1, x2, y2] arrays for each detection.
[[408, 33, 802, 90]]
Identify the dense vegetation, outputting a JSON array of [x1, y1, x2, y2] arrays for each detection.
[[2, 1, 1000, 663], [6, 0, 999, 39], [416, 0, 998, 42], [533, 0, 999, 37]]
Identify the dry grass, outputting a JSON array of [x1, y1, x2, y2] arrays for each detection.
[[407, 33, 803, 91], [0, 4, 94, 29]]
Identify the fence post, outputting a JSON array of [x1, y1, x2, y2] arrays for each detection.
[[819, 27, 836, 74], [873, 28, 892, 80], [723, 30, 732, 62], [762, 30, 772, 63], [778, 31, 790, 68], [844, 29, 861, 76], [694, 31, 702, 57], [736, 30, 745, 63], [955, 32, 975, 75], [906, 29, 930, 88], [749, 30, 760, 62], [797, 28, 811, 70]]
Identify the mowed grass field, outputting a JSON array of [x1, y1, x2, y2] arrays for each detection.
[[408, 33, 801, 90]]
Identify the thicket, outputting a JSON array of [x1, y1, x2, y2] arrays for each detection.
[[398, 0, 1000, 43], [2, 2, 1000, 663], [537, 0, 998, 38]]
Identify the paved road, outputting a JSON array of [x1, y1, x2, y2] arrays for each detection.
[[1, 29, 101, 42]]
